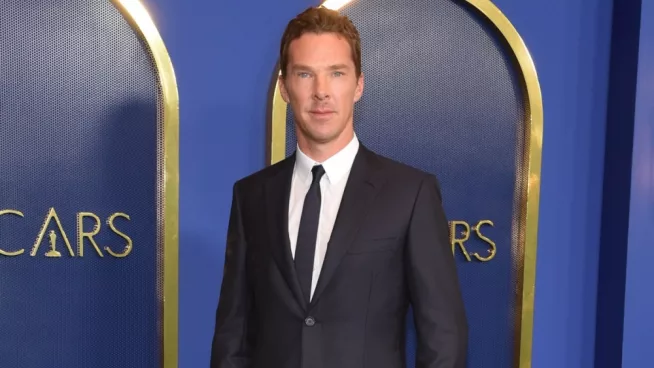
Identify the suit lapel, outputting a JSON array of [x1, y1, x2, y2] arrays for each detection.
[[310, 146, 385, 307], [264, 154, 307, 312]]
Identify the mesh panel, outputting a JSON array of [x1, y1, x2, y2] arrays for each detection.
[[284, 1, 528, 367], [0, 0, 163, 367]]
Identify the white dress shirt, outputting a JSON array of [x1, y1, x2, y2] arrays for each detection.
[[288, 134, 360, 301]]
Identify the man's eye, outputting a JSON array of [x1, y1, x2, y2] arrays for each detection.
[[333, 71, 343, 77], [298, 72, 310, 78]]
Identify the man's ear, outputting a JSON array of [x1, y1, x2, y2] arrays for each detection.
[[278, 74, 290, 103], [354, 72, 364, 102]]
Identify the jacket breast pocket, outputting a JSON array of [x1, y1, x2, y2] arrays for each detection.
[[347, 236, 400, 254]]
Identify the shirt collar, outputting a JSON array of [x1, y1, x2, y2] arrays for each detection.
[[295, 133, 360, 185]]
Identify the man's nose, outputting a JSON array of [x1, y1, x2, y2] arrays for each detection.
[[313, 74, 329, 100]]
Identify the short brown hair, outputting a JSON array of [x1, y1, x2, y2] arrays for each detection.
[[279, 6, 362, 78]]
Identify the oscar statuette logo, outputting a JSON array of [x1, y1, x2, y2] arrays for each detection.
[[0, 208, 132, 258], [45, 230, 61, 258]]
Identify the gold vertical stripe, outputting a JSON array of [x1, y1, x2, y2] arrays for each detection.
[[112, 1, 180, 368], [465, 1, 544, 367], [271, 71, 288, 164]]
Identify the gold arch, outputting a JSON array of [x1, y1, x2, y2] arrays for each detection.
[[465, 1, 543, 367], [268, 1, 543, 367], [112, 1, 180, 367]]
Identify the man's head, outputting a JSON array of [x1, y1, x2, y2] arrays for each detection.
[[278, 7, 364, 153]]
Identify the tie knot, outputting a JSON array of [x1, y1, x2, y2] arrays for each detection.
[[311, 165, 325, 184]]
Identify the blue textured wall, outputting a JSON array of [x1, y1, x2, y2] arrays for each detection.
[[1, 2, 161, 366], [142, 0, 614, 366]]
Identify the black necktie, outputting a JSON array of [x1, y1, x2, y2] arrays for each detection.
[[295, 164, 325, 305]]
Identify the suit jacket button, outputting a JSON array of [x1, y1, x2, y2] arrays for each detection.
[[304, 317, 315, 327]]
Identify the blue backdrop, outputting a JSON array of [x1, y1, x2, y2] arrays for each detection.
[[0, 1, 161, 366], [139, 0, 650, 366]]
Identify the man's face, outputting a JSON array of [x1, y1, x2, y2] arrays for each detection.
[[279, 32, 364, 145]]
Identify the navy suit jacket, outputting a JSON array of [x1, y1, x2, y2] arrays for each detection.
[[210, 144, 468, 368]]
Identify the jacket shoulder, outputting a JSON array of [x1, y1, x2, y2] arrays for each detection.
[[365, 148, 445, 201], [366, 154, 443, 208], [232, 154, 294, 192], [369, 149, 438, 183]]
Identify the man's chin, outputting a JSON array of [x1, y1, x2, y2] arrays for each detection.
[[298, 123, 351, 145], [307, 133, 338, 144]]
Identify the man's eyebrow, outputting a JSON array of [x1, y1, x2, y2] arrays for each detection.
[[289, 64, 351, 71], [289, 64, 314, 71], [328, 64, 350, 70]]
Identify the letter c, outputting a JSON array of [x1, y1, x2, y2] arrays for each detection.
[[0, 210, 26, 256]]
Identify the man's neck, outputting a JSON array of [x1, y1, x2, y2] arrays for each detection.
[[298, 131, 354, 163]]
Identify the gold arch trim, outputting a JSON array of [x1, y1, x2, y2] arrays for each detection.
[[466, 1, 544, 367], [112, 1, 180, 367], [268, 1, 543, 367]]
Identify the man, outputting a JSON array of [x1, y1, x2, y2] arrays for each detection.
[[210, 6, 467, 368]]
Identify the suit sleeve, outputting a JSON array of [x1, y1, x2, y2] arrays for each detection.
[[405, 174, 468, 368], [210, 183, 256, 368]]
